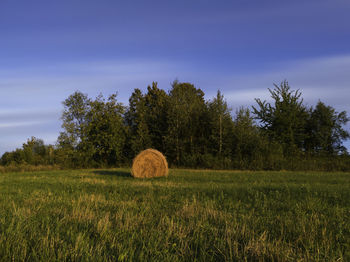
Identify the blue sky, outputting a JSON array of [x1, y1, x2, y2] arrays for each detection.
[[0, 0, 350, 154]]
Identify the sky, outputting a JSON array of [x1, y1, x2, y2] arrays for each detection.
[[0, 0, 350, 154]]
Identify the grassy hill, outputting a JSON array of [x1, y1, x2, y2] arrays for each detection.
[[0, 169, 349, 261]]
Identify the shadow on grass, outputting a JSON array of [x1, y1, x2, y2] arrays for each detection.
[[92, 170, 132, 178]]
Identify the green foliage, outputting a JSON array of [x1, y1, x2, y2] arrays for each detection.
[[124, 88, 152, 158], [0, 137, 53, 166], [82, 93, 126, 166], [59, 91, 91, 149], [305, 101, 350, 155], [56, 92, 127, 167], [0, 169, 349, 261], [232, 107, 266, 169], [253, 80, 309, 156], [208, 90, 234, 157], [1, 79, 349, 170], [144, 82, 169, 153], [252, 81, 349, 162], [166, 81, 208, 166]]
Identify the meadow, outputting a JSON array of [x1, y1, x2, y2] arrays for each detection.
[[0, 169, 349, 261]]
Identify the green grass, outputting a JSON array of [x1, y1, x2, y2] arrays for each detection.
[[0, 169, 349, 261]]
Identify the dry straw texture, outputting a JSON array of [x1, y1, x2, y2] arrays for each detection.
[[131, 149, 168, 178]]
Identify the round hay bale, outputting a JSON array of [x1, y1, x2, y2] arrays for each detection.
[[131, 149, 168, 178]]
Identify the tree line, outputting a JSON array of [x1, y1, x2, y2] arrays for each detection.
[[1, 80, 350, 171]]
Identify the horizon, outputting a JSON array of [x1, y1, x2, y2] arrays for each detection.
[[1, 0, 350, 155]]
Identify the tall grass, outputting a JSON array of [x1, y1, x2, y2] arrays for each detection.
[[0, 164, 61, 173], [0, 169, 349, 261]]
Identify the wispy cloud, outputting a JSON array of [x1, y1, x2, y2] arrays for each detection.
[[220, 54, 350, 149], [0, 59, 188, 154], [0, 108, 61, 153], [0, 121, 48, 129], [0, 60, 188, 106], [221, 54, 350, 112], [0, 55, 349, 154]]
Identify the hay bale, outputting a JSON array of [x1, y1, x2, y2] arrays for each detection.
[[131, 149, 168, 178]]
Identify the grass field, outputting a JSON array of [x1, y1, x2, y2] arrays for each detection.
[[0, 169, 349, 261]]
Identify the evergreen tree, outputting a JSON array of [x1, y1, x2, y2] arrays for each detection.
[[252, 80, 308, 156], [232, 107, 265, 169], [305, 101, 349, 155], [208, 90, 234, 157]]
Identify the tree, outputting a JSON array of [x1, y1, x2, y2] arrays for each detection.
[[58, 91, 91, 149], [0, 137, 53, 166], [144, 82, 169, 153], [58, 91, 127, 167], [305, 101, 350, 155], [83, 93, 126, 166], [252, 80, 308, 156], [166, 81, 207, 166], [208, 90, 234, 157], [57, 91, 91, 167], [124, 89, 151, 157], [22, 137, 47, 165], [232, 107, 266, 169]]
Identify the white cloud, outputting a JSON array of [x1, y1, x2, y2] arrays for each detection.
[[222, 54, 350, 113], [220, 54, 350, 150], [0, 55, 349, 154], [0, 59, 187, 154], [0, 60, 188, 108], [0, 121, 48, 129]]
